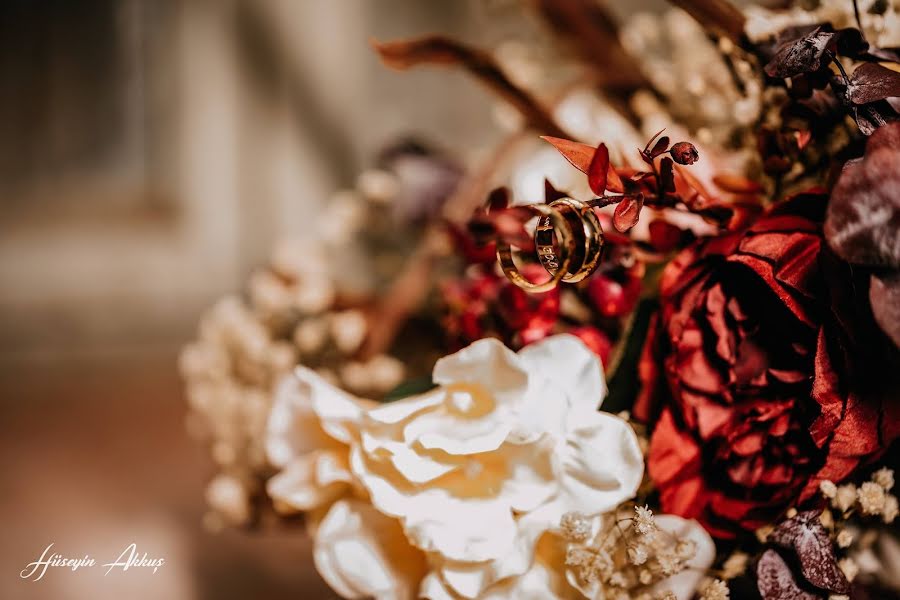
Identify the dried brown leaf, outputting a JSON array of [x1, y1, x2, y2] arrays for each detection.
[[756, 549, 821, 600], [825, 123, 900, 267], [870, 273, 900, 347], [769, 511, 849, 594], [765, 29, 835, 79], [848, 62, 900, 105]]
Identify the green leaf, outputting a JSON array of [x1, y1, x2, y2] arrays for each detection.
[[382, 376, 436, 402], [603, 299, 658, 414]]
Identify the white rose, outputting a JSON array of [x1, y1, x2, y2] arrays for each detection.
[[315, 499, 428, 600], [350, 335, 644, 597], [266, 371, 427, 599], [265, 371, 375, 514]]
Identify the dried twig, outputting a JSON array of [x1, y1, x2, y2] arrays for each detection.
[[667, 0, 747, 46], [531, 0, 654, 94], [373, 36, 569, 139]]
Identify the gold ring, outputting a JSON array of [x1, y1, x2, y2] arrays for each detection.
[[497, 203, 574, 292], [535, 198, 604, 283]]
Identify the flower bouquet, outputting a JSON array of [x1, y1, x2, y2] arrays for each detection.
[[181, 0, 900, 598]]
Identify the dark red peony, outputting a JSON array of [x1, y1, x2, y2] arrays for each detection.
[[636, 192, 900, 537]]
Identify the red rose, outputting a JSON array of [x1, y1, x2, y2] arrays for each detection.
[[636, 192, 899, 537]]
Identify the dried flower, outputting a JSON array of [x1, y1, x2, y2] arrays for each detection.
[[834, 484, 857, 512], [562, 508, 713, 599], [858, 482, 887, 515], [670, 141, 699, 165], [755, 525, 774, 543], [873, 468, 895, 491], [836, 530, 854, 548], [657, 551, 683, 576], [883, 494, 898, 523], [566, 546, 597, 569], [634, 504, 656, 535], [820, 479, 838, 499], [628, 543, 649, 565], [721, 551, 748, 579], [700, 578, 730, 600], [838, 557, 859, 582], [561, 511, 593, 542]]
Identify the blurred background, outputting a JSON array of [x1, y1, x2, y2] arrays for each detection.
[[0, 1, 534, 598]]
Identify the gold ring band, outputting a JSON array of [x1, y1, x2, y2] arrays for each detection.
[[496, 203, 574, 292], [535, 198, 604, 283]]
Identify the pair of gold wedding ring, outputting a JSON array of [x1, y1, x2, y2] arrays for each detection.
[[496, 198, 604, 292]]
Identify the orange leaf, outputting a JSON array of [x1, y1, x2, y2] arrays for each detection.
[[541, 136, 595, 173], [713, 173, 764, 194]]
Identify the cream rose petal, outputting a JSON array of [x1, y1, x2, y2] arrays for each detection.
[[652, 516, 716, 600], [267, 451, 349, 511], [351, 448, 519, 562], [402, 409, 513, 455], [314, 499, 427, 600], [438, 504, 556, 598], [420, 571, 458, 600], [518, 334, 606, 410], [498, 441, 557, 513], [432, 338, 530, 406], [266, 374, 339, 467], [556, 411, 643, 515], [366, 388, 445, 425], [300, 367, 376, 444], [361, 432, 459, 484]]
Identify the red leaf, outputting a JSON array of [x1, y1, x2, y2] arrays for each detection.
[[724, 202, 764, 230], [541, 136, 623, 192], [794, 130, 812, 150], [713, 173, 764, 194], [485, 186, 510, 211], [607, 167, 625, 193], [648, 220, 683, 252], [588, 143, 610, 196], [613, 194, 644, 232], [544, 178, 567, 203], [848, 62, 900, 105], [541, 136, 595, 173], [643, 128, 666, 154], [659, 157, 676, 194], [650, 136, 670, 158], [492, 208, 534, 248]]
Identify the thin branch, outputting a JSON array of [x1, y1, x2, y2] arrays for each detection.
[[530, 0, 654, 94], [373, 36, 569, 139], [666, 0, 747, 46]]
